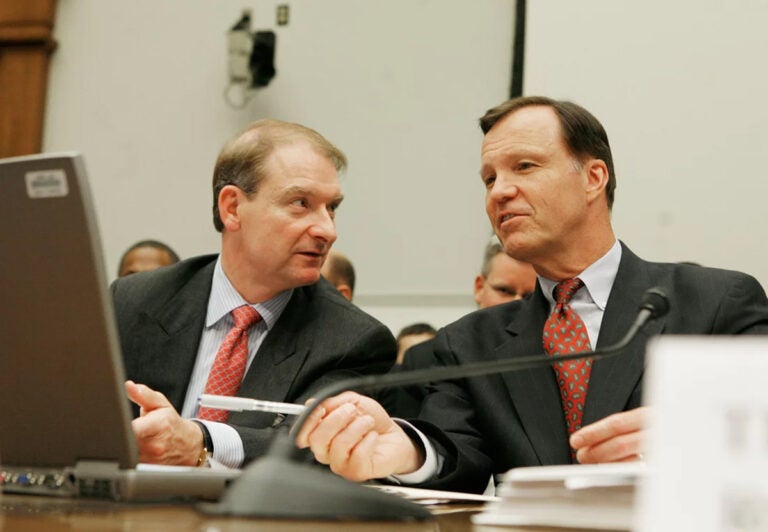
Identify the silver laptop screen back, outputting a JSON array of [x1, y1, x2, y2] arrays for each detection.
[[0, 153, 137, 469]]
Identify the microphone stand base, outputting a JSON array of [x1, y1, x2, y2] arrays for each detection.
[[198, 435, 433, 521]]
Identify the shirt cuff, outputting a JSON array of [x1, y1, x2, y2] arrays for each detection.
[[389, 419, 442, 484], [195, 419, 244, 469]]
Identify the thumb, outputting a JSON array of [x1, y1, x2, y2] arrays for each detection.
[[125, 380, 172, 415]]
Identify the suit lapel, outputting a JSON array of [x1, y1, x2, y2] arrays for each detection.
[[136, 261, 214, 410], [583, 243, 666, 424], [497, 244, 670, 462], [236, 286, 310, 403], [499, 288, 573, 465]]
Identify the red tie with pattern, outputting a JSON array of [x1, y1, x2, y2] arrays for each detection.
[[542, 278, 593, 441], [197, 305, 262, 422]]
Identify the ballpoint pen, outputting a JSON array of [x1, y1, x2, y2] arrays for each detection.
[[198, 394, 306, 415]]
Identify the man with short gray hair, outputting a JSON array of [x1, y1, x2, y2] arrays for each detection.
[[112, 119, 395, 469]]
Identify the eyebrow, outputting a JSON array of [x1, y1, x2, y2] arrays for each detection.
[[331, 195, 345, 208], [280, 185, 344, 205]]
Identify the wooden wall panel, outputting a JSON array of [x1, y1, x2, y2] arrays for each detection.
[[0, 0, 57, 158]]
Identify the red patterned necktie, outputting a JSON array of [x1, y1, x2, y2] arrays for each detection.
[[542, 278, 593, 441], [197, 305, 262, 422]]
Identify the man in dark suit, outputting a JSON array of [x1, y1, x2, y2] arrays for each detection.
[[295, 96, 768, 492], [112, 119, 395, 469]]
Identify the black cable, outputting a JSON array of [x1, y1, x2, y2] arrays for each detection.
[[510, 0, 527, 98]]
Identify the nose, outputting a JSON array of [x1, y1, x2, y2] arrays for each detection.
[[309, 209, 337, 244], [488, 173, 519, 205]]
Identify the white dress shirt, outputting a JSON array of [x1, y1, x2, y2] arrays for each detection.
[[180, 257, 292, 468], [538, 239, 622, 348]]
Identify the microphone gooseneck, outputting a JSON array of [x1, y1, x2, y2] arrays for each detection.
[[202, 287, 670, 520], [289, 286, 671, 440], [640, 287, 671, 319]]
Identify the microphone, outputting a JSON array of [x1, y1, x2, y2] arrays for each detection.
[[200, 287, 670, 521]]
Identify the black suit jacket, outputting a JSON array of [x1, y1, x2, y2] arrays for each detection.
[[379, 339, 437, 418], [111, 254, 396, 463], [409, 243, 768, 493]]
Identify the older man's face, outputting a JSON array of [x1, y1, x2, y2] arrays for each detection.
[[480, 106, 592, 268], [232, 141, 343, 294]]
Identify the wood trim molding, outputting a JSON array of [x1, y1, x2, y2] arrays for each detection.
[[0, 0, 57, 158]]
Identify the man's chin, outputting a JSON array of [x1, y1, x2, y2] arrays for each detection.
[[293, 270, 322, 287], [501, 238, 536, 262]]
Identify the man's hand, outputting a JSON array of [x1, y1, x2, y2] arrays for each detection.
[[570, 406, 647, 464], [295, 391, 424, 482], [124, 380, 204, 466]]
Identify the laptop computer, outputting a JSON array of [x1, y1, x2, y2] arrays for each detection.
[[0, 152, 238, 501]]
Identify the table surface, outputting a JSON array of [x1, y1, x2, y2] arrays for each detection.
[[0, 494, 614, 531]]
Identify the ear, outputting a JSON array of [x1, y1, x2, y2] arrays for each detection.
[[336, 284, 353, 302], [396, 347, 407, 365], [218, 185, 243, 232], [473, 275, 485, 305], [584, 159, 610, 205]]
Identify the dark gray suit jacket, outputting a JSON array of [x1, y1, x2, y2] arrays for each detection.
[[111, 254, 396, 463], [379, 339, 436, 418], [409, 243, 768, 493]]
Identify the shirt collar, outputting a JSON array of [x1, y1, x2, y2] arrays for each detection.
[[539, 240, 622, 311], [206, 256, 293, 329]]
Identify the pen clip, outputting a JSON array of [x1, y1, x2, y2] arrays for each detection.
[[271, 413, 288, 428]]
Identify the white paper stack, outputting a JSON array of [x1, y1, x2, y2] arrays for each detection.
[[369, 484, 500, 505], [472, 462, 644, 530]]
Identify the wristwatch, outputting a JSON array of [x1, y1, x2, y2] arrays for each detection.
[[193, 421, 214, 467]]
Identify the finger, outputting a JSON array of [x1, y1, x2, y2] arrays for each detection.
[[294, 404, 327, 448], [349, 395, 395, 432], [125, 380, 172, 413], [306, 403, 358, 463], [575, 430, 642, 464], [131, 416, 164, 464], [125, 380, 139, 404], [309, 391, 366, 412], [130, 410, 164, 441], [570, 407, 647, 450], [295, 392, 363, 447], [334, 429, 380, 482], [326, 415, 376, 470]]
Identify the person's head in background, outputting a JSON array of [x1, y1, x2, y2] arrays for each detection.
[[395, 322, 437, 364], [320, 249, 355, 301], [118, 240, 180, 277], [473, 238, 537, 308]]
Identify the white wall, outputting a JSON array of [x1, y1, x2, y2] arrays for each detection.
[[44, 1, 768, 335], [43, 0, 513, 334], [525, 1, 768, 288]]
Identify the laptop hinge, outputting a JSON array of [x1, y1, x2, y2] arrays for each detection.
[[72, 460, 126, 499]]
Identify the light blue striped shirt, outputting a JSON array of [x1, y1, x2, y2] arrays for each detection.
[[180, 256, 292, 468]]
